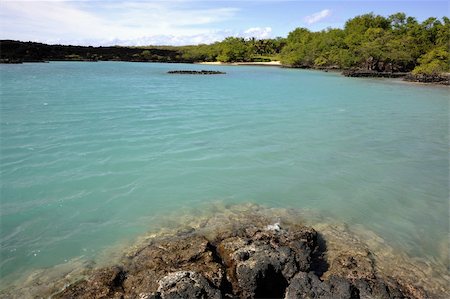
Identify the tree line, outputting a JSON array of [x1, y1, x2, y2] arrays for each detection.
[[181, 13, 449, 75], [1, 13, 448, 75], [281, 13, 449, 74]]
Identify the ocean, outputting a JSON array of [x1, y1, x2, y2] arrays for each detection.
[[0, 62, 448, 288]]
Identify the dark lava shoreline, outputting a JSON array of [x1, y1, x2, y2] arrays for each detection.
[[54, 226, 422, 299], [167, 70, 226, 75], [341, 69, 450, 85], [3, 205, 448, 299]]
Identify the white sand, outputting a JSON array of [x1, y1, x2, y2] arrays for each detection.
[[196, 61, 282, 67]]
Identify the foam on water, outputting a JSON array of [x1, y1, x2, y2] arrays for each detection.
[[0, 62, 448, 290]]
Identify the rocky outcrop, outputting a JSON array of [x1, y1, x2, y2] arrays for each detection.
[[0, 58, 23, 64], [342, 69, 407, 78], [341, 69, 450, 85], [52, 218, 433, 299], [215, 225, 318, 298], [403, 73, 450, 85], [155, 271, 221, 299], [167, 70, 226, 75]]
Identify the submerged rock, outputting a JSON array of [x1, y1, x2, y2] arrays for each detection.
[[55, 266, 126, 299], [52, 215, 437, 299]]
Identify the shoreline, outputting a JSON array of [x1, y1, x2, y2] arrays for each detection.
[[3, 59, 448, 85], [195, 61, 282, 67], [196, 61, 449, 85], [2, 204, 448, 298]]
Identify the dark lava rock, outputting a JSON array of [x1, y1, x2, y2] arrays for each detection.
[[121, 235, 225, 298], [403, 73, 450, 85], [342, 69, 407, 78], [152, 271, 221, 299], [55, 266, 126, 299], [285, 272, 355, 299], [54, 221, 427, 299], [167, 70, 226, 75], [215, 225, 318, 298]]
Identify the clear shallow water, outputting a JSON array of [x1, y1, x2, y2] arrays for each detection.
[[0, 62, 448, 285]]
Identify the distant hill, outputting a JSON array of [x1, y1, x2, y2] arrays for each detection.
[[0, 40, 189, 63]]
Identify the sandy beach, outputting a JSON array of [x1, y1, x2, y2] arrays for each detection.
[[196, 61, 282, 67]]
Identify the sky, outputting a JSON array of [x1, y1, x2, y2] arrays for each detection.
[[0, 0, 448, 46]]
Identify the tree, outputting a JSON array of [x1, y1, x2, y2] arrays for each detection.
[[389, 12, 408, 33], [216, 37, 251, 62], [412, 47, 449, 75], [280, 28, 313, 66]]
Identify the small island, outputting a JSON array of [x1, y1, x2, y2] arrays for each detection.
[[167, 70, 226, 75]]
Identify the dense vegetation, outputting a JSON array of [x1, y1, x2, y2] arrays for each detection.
[[1, 13, 449, 75], [179, 37, 285, 62], [0, 40, 187, 63], [280, 13, 449, 74]]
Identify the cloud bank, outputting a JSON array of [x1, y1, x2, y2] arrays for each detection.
[[0, 1, 272, 46], [242, 27, 273, 39]]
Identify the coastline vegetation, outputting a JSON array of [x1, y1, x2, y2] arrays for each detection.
[[1, 13, 449, 76]]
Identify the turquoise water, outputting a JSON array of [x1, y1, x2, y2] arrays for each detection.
[[0, 62, 448, 284]]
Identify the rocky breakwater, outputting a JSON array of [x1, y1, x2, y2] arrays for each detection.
[[53, 218, 439, 299], [167, 70, 226, 75]]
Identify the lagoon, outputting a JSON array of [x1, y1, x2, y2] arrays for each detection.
[[0, 62, 448, 288]]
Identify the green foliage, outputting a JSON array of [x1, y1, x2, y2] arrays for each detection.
[[216, 37, 250, 62], [314, 56, 327, 67], [280, 28, 314, 66], [141, 50, 152, 60], [178, 37, 285, 63], [412, 47, 450, 75], [279, 13, 450, 73], [2, 12, 447, 73], [181, 44, 220, 62]]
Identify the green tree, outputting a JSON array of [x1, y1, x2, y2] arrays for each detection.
[[412, 47, 449, 75], [216, 37, 251, 62], [280, 28, 313, 66]]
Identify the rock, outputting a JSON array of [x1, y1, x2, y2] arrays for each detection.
[[266, 222, 282, 231], [215, 225, 318, 298], [54, 266, 126, 299], [154, 271, 221, 299], [285, 272, 354, 299], [403, 73, 450, 85], [342, 69, 407, 78], [326, 251, 376, 281], [0, 58, 23, 64], [285, 272, 409, 299], [54, 235, 225, 299], [167, 70, 226, 75], [122, 235, 225, 297], [53, 217, 431, 299]]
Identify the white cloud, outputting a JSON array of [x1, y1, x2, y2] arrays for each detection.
[[105, 31, 234, 47], [304, 9, 332, 25], [241, 27, 272, 39], [0, 1, 240, 45], [97, 27, 273, 47]]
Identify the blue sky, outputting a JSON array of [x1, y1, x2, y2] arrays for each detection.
[[1, 0, 448, 46]]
